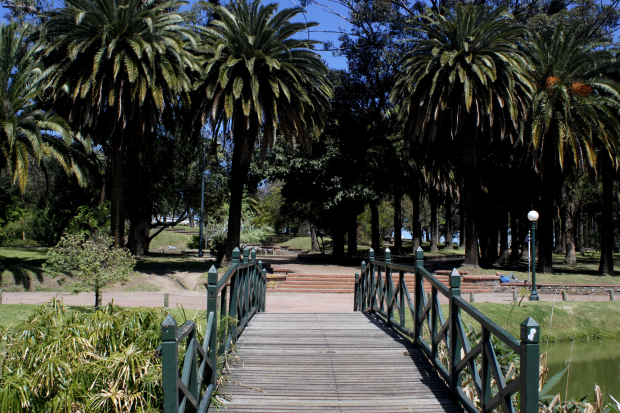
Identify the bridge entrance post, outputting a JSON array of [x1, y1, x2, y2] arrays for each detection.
[[520, 317, 540, 413], [414, 247, 424, 343], [448, 268, 462, 401]]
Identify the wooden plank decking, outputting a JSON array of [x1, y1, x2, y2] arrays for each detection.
[[219, 313, 463, 412]]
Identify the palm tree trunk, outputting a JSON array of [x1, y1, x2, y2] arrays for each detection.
[[599, 156, 615, 275], [537, 196, 555, 273], [412, 183, 421, 250], [393, 190, 402, 254], [459, 196, 465, 248], [430, 191, 439, 252], [110, 134, 125, 247], [371, 200, 380, 252], [445, 193, 452, 249], [225, 118, 257, 261], [332, 222, 346, 259], [126, 145, 153, 258], [461, 122, 480, 267]]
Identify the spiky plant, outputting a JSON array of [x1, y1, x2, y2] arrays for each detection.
[[195, 0, 333, 259], [391, 4, 534, 266]]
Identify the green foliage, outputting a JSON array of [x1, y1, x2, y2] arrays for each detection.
[[357, 200, 394, 245], [0, 22, 88, 193], [0, 300, 235, 412], [66, 202, 111, 236], [392, 4, 533, 143], [0, 211, 38, 247], [43, 233, 135, 300]]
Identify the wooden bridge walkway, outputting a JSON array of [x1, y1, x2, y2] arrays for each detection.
[[220, 312, 463, 412]]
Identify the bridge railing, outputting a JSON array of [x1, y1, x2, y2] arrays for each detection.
[[161, 247, 267, 413], [354, 247, 539, 413]]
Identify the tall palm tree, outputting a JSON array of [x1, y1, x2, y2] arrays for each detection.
[[195, 0, 333, 259], [526, 22, 620, 273], [40, 0, 201, 249], [391, 4, 534, 267], [0, 22, 87, 193]]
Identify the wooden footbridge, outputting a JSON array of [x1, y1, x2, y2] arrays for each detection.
[[160, 248, 540, 413]]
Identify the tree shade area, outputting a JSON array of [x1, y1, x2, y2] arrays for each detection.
[[0, 0, 618, 276]]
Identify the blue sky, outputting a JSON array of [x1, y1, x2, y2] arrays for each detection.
[[1, 0, 351, 69]]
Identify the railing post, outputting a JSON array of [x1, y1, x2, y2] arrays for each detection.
[[354, 272, 359, 311], [206, 265, 219, 384], [251, 249, 257, 310], [258, 260, 264, 312], [243, 247, 250, 320], [520, 317, 540, 413], [399, 270, 405, 328], [385, 248, 393, 322], [369, 248, 376, 311], [449, 268, 462, 401], [361, 261, 367, 311], [161, 315, 179, 413], [414, 247, 424, 343], [261, 268, 267, 312]]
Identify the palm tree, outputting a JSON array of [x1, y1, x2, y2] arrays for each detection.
[[526, 22, 620, 273], [195, 0, 333, 259], [0, 22, 87, 193], [391, 4, 534, 267], [40, 0, 201, 250]]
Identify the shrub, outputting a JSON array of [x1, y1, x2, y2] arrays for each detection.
[[43, 233, 136, 308]]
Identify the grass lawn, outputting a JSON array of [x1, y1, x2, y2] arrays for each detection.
[[394, 301, 620, 343], [149, 230, 193, 251], [278, 236, 312, 250]]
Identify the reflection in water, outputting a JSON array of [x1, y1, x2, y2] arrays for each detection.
[[546, 340, 620, 400]]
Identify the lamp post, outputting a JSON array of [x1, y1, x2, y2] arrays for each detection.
[[528, 210, 539, 301]]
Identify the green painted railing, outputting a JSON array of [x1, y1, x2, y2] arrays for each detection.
[[354, 247, 539, 413], [161, 247, 267, 413]]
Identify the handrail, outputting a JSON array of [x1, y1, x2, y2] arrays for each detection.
[[354, 246, 539, 413], [162, 247, 267, 413]]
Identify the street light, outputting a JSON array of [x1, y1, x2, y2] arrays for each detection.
[[528, 210, 539, 301]]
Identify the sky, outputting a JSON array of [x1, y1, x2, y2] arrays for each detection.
[[0, 0, 351, 69]]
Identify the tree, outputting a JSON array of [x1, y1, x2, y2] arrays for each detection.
[[43, 232, 136, 308], [195, 0, 332, 260], [391, 4, 533, 267], [526, 21, 620, 273], [0, 22, 88, 193], [40, 0, 201, 249]]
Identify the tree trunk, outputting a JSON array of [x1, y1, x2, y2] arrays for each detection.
[[445, 193, 452, 249], [599, 157, 615, 275], [189, 215, 194, 228], [310, 225, 320, 251], [126, 145, 153, 258], [461, 122, 480, 267], [332, 224, 346, 260], [510, 210, 520, 263], [459, 196, 465, 248], [110, 134, 125, 247], [537, 197, 555, 273], [554, 214, 564, 254], [225, 117, 257, 261], [430, 191, 439, 252], [371, 201, 381, 252], [564, 204, 577, 265], [411, 183, 422, 250], [498, 209, 509, 264], [519, 211, 529, 261], [578, 210, 584, 256], [347, 214, 358, 257], [393, 190, 402, 254]]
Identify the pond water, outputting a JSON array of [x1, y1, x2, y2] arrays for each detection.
[[546, 339, 620, 401]]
